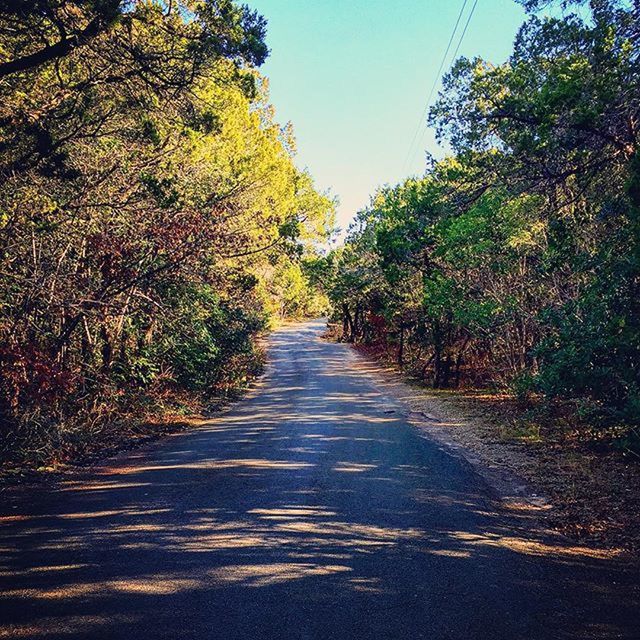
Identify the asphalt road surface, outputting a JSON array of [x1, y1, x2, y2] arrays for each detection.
[[1, 320, 638, 639]]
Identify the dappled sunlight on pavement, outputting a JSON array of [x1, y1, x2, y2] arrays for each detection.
[[0, 320, 638, 639]]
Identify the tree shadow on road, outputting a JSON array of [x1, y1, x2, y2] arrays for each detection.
[[1, 322, 638, 639]]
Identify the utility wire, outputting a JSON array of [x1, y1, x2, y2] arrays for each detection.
[[448, 0, 480, 71], [402, 0, 469, 174], [403, 0, 480, 175]]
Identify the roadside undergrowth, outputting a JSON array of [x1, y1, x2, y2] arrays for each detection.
[[0, 351, 266, 482]]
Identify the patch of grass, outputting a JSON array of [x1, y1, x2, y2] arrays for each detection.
[[499, 418, 543, 443]]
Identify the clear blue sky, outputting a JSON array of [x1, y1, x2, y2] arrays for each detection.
[[251, 0, 529, 233]]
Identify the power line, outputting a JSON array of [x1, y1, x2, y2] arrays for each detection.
[[401, 0, 469, 174], [449, 0, 480, 70], [403, 0, 480, 175]]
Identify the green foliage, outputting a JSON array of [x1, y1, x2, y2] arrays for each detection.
[[328, 0, 640, 437], [161, 285, 266, 392], [0, 0, 334, 463]]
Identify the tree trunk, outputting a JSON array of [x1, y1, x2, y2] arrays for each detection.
[[398, 321, 405, 368], [100, 322, 112, 374]]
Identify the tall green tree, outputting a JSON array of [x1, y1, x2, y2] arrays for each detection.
[[0, 0, 334, 463], [329, 0, 640, 438]]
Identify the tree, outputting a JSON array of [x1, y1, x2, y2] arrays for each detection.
[[328, 0, 640, 442], [0, 0, 334, 463]]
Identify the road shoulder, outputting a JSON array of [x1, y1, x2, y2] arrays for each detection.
[[341, 342, 640, 556]]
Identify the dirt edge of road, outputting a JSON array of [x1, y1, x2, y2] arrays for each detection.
[[342, 342, 640, 556]]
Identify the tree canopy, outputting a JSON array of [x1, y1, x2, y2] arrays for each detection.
[[328, 0, 640, 445], [0, 0, 334, 463]]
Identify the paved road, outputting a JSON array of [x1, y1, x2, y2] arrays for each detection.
[[1, 320, 638, 639]]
